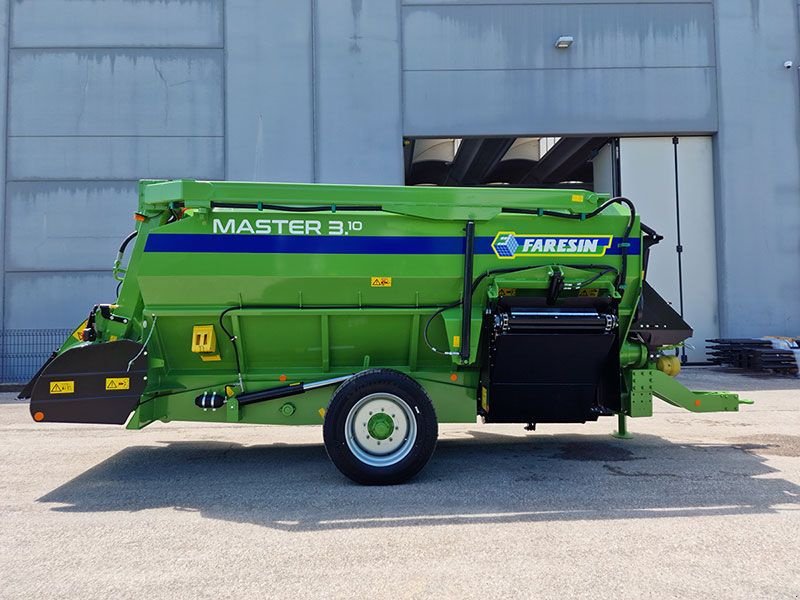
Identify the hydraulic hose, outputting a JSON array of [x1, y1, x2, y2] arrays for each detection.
[[422, 263, 618, 356], [118, 231, 138, 255], [501, 196, 636, 292], [113, 231, 138, 296]]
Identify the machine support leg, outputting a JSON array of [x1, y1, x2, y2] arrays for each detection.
[[612, 413, 633, 439]]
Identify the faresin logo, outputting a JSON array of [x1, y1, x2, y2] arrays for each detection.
[[491, 232, 614, 259]]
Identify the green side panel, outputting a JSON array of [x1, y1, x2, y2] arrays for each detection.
[[417, 375, 479, 423], [127, 372, 476, 428]]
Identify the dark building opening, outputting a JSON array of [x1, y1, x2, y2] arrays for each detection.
[[403, 136, 610, 190]]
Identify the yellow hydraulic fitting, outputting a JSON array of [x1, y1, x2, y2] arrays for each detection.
[[657, 355, 681, 377]]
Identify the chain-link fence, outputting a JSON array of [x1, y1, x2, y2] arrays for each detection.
[[0, 329, 72, 384]]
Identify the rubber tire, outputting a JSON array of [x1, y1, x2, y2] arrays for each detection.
[[323, 369, 438, 485]]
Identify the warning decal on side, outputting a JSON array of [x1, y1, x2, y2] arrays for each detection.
[[105, 377, 130, 391], [72, 320, 88, 341], [49, 381, 74, 394], [370, 277, 392, 287]]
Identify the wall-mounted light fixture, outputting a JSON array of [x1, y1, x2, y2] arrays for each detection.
[[555, 36, 574, 49]]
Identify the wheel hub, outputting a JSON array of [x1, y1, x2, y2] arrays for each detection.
[[344, 392, 417, 466], [367, 412, 394, 440]]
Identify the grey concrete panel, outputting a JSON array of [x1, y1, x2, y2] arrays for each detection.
[[713, 0, 800, 337], [225, 0, 313, 182], [9, 49, 223, 136], [404, 67, 717, 137], [5, 182, 139, 271], [4, 271, 117, 328], [403, 3, 715, 70], [404, 0, 711, 4], [315, 0, 403, 184], [0, 0, 9, 333], [8, 136, 223, 180], [11, 0, 222, 48]]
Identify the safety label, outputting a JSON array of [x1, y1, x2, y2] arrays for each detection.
[[72, 319, 88, 341], [371, 277, 392, 287], [105, 377, 130, 391], [49, 381, 74, 394]]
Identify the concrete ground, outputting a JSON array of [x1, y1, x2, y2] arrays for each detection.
[[1, 367, 799, 600]]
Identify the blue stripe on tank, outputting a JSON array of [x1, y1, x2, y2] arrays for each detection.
[[144, 233, 640, 256]]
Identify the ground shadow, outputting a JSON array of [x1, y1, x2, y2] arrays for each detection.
[[39, 431, 800, 531]]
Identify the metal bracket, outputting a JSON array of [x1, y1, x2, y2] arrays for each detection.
[[627, 369, 749, 416]]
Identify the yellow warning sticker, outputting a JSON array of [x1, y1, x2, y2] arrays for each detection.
[[105, 377, 130, 391], [72, 320, 88, 341], [370, 277, 392, 288], [578, 288, 600, 297], [49, 381, 74, 394], [571, 194, 584, 203], [452, 335, 461, 348]]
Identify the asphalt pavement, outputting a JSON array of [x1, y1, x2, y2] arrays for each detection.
[[1, 367, 798, 599]]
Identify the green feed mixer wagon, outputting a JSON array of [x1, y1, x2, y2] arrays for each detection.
[[20, 180, 748, 484]]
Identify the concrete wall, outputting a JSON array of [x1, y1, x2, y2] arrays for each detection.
[[713, 0, 800, 337], [402, 0, 718, 136], [2, 0, 225, 329], [225, 0, 313, 182], [225, 0, 403, 184], [314, 0, 403, 184], [0, 0, 9, 336], [0, 0, 798, 347]]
